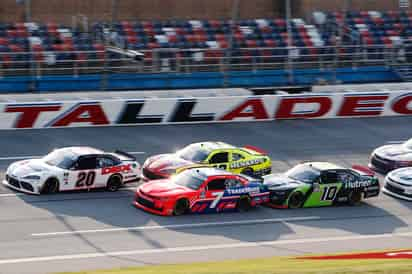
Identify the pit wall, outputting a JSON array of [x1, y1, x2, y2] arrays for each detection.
[[0, 67, 400, 93], [2, 91, 411, 130]]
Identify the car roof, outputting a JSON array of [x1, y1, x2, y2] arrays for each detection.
[[303, 162, 344, 171], [58, 146, 105, 156], [191, 142, 236, 151], [187, 167, 233, 178]]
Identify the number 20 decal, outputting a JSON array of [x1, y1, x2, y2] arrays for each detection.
[[75, 171, 96, 187], [321, 186, 338, 201]]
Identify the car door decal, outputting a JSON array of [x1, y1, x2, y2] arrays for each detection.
[[75, 171, 96, 187], [209, 191, 225, 208], [320, 186, 338, 201]]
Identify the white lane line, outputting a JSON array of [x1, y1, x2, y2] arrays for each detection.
[[4, 232, 412, 265], [31, 216, 320, 237], [0, 185, 137, 198], [0, 193, 24, 197], [0, 151, 145, 161]]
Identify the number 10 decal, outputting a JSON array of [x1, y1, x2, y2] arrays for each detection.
[[75, 171, 96, 187], [321, 186, 338, 201]]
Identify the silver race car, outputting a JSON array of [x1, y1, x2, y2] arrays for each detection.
[[3, 146, 141, 194], [369, 138, 412, 174], [384, 167, 412, 201]]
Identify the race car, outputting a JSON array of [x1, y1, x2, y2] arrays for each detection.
[[263, 162, 380, 208], [141, 141, 271, 180], [3, 146, 141, 195], [383, 167, 412, 201], [134, 167, 270, 216], [369, 138, 412, 174]]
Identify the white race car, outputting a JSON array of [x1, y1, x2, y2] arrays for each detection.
[[3, 146, 141, 195], [383, 167, 412, 201]]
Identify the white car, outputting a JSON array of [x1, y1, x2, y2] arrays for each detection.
[[3, 146, 141, 195], [383, 167, 412, 201]]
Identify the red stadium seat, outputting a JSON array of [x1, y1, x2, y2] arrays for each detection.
[[209, 20, 221, 29], [263, 39, 276, 47], [6, 30, 18, 38], [142, 21, 153, 29], [147, 42, 160, 49], [218, 40, 228, 48], [246, 40, 257, 48], [215, 34, 226, 42], [127, 36, 138, 44], [9, 44, 23, 52], [0, 38, 8, 46]]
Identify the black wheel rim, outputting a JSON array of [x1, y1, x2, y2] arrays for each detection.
[[289, 193, 302, 208], [350, 191, 362, 204], [238, 197, 251, 211], [108, 177, 121, 191], [174, 200, 187, 215]]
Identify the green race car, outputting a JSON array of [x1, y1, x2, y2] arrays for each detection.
[[263, 162, 380, 208]]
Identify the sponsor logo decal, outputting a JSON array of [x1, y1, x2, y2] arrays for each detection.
[[230, 158, 264, 169], [345, 180, 374, 188], [227, 186, 260, 195], [102, 164, 132, 175]]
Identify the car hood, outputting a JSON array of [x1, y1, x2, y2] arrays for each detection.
[[388, 168, 412, 186], [8, 159, 51, 177], [139, 179, 193, 197], [263, 173, 304, 189], [375, 144, 412, 161], [145, 154, 195, 172]]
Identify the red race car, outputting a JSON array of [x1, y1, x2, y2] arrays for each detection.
[[134, 167, 270, 216]]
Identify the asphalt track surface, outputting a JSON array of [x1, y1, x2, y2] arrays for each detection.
[[0, 117, 412, 274]]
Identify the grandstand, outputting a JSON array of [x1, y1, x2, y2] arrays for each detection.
[[0, 0, 410, 91]]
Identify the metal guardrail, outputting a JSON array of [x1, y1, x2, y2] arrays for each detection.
[[0, 44, 408, 79]]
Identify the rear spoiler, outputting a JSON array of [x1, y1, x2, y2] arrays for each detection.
[[351, 165, 375, 176], [114, 150, 136, 161], [243, 145, 267, 155]]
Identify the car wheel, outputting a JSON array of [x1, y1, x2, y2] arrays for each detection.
[[237, 195, 252, 212], [173, 199, 189, 216], [41, 178, 59, 194], [241, 168, 254, 177], [288, 192, 304, 209], [348, 190, 362, 206], [106, 175, 122, 192]]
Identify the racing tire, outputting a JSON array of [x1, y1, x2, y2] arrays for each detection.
[[41, 178, 59, 194], [348, 190, 362, 206], [241, 168, 255, 177], [237, 195, 252, 212], [288, 192, 305, 209], [106, 175, 122, 192], [173, 199, 189, 216]]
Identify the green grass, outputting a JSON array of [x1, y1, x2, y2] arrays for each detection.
[[58, 255, 412, 274]]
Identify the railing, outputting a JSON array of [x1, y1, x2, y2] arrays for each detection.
[[0, 44, 409, 79]]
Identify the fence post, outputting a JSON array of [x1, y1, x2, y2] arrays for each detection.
[[285, 0, 294, 85], [101, 49, 108, 90]]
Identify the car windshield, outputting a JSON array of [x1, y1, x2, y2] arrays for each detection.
[[176, 145, 210, 163], [173, 171, 205, 190], [43, 149, 78, 169], [285, 165, 320, 183], [404, 139, 412, 150]]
